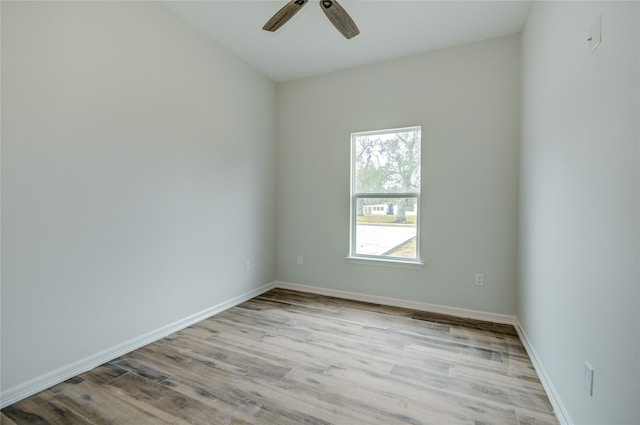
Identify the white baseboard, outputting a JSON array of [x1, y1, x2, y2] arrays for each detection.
[[0, 281, 277, 409], [515, 321, 573, 425], [276, 281, 517, 325]]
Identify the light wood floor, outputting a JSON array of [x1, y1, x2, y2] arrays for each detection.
[[1, 289, 559, 425]]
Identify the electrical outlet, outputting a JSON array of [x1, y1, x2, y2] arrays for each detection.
[[297, 255, 303, 265], [475, 273, 484, 286], [584, 362, 594, 396], [245, 260, 251, 272]]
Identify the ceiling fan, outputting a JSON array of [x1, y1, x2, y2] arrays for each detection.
[[263, 0, 360, 39]]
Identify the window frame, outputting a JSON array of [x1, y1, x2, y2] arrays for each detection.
[[348, 126, 423, 267]]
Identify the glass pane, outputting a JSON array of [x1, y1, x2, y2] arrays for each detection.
[[355, 197, 418, 259], [353, 128, 421, 194]]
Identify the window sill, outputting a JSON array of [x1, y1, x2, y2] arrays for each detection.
[[346, 256, 424, 269]]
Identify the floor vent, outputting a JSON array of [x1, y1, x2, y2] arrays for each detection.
[[411, 311, 518, 336]]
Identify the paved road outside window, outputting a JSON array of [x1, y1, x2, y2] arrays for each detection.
[[355, 224, 416, 256]]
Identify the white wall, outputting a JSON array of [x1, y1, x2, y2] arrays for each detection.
[[519, 2, 640, 423], [1, 1, 276, 397], [276, 34, 520, 315]]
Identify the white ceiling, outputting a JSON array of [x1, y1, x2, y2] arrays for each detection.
[[162, 1, 531, 82]]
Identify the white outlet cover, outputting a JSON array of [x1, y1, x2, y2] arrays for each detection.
[[584, 362, 594, 396], [588, 16, 601, 54]]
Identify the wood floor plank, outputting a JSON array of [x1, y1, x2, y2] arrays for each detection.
[[2, 288, 559, 425], [515, 408, 560, 425], [79, 362, 128, 385], [48, 378, 191, 425], [1, 395, 94, 425], [107, 372, 231, 425], [281, 365, 477, 425], [0, 413, 19, 425], [449, 364, 546, 393]]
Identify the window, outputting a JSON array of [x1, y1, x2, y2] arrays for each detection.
[[349, 126, 422, 264]]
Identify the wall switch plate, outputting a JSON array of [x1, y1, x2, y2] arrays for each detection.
[[475, 273, 484, 286], [588, 16, 601, 54], [584, 362, 594, 396], [245, 260, 251, 272], [297, 255, 303, 265]]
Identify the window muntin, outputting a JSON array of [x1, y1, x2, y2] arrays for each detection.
[[350, 127, 421, 263]]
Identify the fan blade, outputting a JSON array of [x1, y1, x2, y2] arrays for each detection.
[[319, 0, 359, 39], [263, 0, 308, 32]]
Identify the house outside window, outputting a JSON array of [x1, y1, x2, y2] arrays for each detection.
[[349, 126, 422, 265]]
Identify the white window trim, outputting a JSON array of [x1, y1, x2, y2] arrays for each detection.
[[345, 256, 425, 269], [348, 126, 422, 266]]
